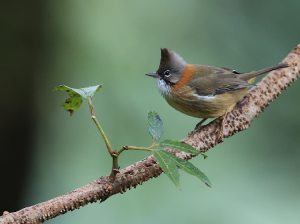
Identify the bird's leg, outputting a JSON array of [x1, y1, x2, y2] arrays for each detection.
[[216, 110, 228, 143], [195, 118, 208, 130], [188, 118, 208, 136]]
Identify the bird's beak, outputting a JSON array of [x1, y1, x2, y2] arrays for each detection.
[[145, 72, 159, 78]]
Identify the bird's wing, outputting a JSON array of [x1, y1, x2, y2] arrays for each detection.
[[220, 67, 244, 74], [213, 77, 252, 95], [188, 69, 252, 96]]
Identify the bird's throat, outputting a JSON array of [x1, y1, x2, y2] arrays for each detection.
[[156, 78, 171, 98]]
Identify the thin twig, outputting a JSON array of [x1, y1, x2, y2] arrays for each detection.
[[87, 97, 113, 155]]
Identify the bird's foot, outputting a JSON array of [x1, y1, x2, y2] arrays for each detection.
[[215, 110, 228, 144], [188, 118, 208, 136]]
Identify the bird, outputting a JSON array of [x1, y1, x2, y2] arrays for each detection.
[[145, 48, 289, 138]]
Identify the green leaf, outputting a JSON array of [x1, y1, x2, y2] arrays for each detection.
[[147, 111, 163, 143], [153, 149, 180, 190], [53, 86, 83, 116], [53, 85, 102, 116], [79, 85, 103, 99], [156, 149, 212, 188], [160, 140, 207, 159]]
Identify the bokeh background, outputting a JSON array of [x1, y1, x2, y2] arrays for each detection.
[[1, 1, 300, 223]]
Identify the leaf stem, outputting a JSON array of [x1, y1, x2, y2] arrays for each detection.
[[128, 146, 154, 151], [117, 143, 158, 155], [87, 97, 113, 155]]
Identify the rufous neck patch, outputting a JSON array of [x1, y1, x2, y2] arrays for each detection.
[[176, 64, 196, 87]]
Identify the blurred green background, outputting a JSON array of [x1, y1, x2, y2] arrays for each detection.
[[1, 0, 300, 223]]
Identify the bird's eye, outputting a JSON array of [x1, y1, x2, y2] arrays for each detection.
[[164, 70, 171, 77]]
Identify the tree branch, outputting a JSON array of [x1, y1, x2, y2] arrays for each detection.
[[1, 44, 299, 224]]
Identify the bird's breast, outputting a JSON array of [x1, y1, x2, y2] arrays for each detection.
[[167, 84, 247, 118]]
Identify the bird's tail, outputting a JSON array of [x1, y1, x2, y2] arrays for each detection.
[[238, 63, 289, 82]]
